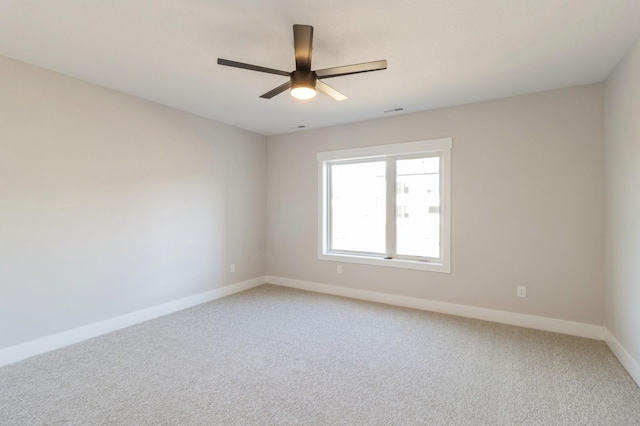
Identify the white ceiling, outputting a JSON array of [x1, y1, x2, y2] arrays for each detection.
[[1, 0, 640, 136]]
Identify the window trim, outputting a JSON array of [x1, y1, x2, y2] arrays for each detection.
[[317, 138, 452, 273]]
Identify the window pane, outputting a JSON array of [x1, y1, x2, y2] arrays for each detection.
[[396, 157, 440, 258], [330, 161, 386, 254]]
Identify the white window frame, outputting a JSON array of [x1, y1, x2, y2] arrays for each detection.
[[317, 138, 452, 273]]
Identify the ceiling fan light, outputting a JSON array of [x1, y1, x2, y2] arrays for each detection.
[[291, 86, 316, 100]]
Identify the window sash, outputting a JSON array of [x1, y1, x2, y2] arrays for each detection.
[[327, 158, 387, 256], [392, 153, 443, 263], [326, 152, 443, 262]]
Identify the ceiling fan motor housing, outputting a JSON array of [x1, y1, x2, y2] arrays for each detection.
[[291, 70, 317, 90]]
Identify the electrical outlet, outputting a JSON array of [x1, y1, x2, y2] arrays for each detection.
[[230, 264, 235, 273], [517, 286, 526, 298], [337, 265, 342, 274]]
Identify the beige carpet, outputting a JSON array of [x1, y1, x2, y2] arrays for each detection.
[[1, 284, 639, 425]]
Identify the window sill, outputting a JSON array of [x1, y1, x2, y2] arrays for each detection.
[[318, 252, 450, 273]]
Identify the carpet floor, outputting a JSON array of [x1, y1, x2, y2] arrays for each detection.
[[1, 284, 639, 425]]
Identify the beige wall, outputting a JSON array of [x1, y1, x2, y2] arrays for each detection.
[[267, 84, 604, 325], [0, 56, 267, 349], [0, 51, 612, 352], [604, 37, 640, 363]]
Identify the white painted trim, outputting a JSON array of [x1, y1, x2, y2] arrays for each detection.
[[317, 137, 452, 274], [316, 137, 453, 162], [266, 275, 604, 340], [604, 328, 640, 387], [0, 276, 266, 368], [318, 252, 449, 272]]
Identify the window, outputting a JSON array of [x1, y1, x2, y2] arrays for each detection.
[[318, 138, 451, 273]]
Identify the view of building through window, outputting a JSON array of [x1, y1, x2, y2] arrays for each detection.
[[395, 157, 440, 258]]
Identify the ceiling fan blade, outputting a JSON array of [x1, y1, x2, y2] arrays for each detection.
[[293, 24, 313, 71], [260, 81, 292, 99], [316, 80, 347, 101], [316, 60, 388, 79], [218, 58, 290, 77]]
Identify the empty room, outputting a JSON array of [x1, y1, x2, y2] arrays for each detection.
[[1, 0, 640, 424]]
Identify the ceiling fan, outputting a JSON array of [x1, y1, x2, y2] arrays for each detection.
[[217, 24, 387, 101]]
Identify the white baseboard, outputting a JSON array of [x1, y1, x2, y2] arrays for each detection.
[[604, 328, 640, 387], [267, 276, 604, 340], [0, 276, 266, 368]]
